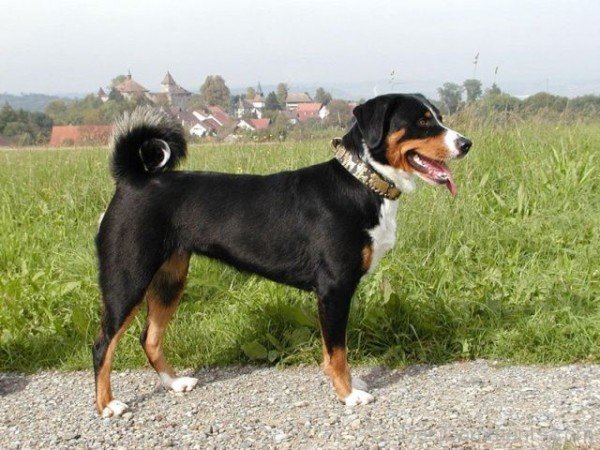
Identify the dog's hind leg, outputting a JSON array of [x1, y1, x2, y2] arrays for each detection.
[[92, 246, 164, 417], [140, 251, 198, 393], [93, 297, 143, 417]]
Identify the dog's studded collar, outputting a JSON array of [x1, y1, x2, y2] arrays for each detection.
[[331, 138, 401, 200]]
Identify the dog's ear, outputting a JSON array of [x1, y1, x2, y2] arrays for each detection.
[[353, 96, 395, 148]]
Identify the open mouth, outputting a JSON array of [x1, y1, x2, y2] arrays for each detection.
[[406, 150, 457, 196]]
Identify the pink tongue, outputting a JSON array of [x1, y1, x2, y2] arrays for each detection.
[[425, 159, 457, 197], [445, 177, 457, 197]]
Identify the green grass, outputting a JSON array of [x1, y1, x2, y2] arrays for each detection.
[[1, 124, 599, 372]]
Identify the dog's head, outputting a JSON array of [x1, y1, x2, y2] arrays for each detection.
[[351, 94, 472, 196]]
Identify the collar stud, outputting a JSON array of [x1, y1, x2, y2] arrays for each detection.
[[331, 138, 401, 200]]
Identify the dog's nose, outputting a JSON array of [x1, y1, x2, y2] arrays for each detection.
[[457, 137, 472, 155]]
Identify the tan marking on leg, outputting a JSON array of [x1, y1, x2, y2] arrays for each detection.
[[159, 251, 190, 281], [361, 245, 373, 272], [143, 296, 180, 377], [95, 306, 140, 413], [142, 252, 190, 378], [322, 342, 352, 400], [322, 339, 330, 365]]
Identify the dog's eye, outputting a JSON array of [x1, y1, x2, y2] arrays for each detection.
[[417, 118, 429, 127]]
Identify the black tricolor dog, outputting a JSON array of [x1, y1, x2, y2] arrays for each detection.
[[93, 94, 472, 417]]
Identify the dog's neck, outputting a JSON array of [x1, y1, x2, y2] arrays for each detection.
[[339, 126, 417, 195], [331, 138, 402, 200]]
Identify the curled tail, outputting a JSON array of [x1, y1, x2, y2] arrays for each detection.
[[110, 107, 187, 182]]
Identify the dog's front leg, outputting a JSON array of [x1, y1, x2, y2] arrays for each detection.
[[317, 283, 374, 406]]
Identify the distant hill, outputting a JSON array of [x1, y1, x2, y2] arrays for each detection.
[[0, 93, 75, 112]]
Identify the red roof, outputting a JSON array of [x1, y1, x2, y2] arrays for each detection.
[[207, 106, 233, 126], [115, 74, 149, 94], [176, 110, 201, 127], [201, 118, 221, 131], [297, 102, 322, 113], [49, 125, 113, 147], [249, 118, 270, 130], [297, 102, 323, 122]]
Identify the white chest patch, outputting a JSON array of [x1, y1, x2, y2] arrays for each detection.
[[366, 199, 398, 273]]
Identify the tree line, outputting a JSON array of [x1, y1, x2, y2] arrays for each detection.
[[437, 79, 600, 119], [0, 104, 53, 145]]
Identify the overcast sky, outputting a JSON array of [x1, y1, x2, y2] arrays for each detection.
[[1, 0, 599, 97]]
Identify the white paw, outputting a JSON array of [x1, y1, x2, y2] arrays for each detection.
[[344, 389, 374, 406], [171, 376, 199, 392], [101, 400, 128, 418], [160, 373, 199, 392], [352, 376, 369, 391]]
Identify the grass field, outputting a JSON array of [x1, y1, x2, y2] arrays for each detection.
[[1, 123, 599, 372]]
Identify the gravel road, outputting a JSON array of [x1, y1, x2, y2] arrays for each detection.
[[1, 360, 598, 449]]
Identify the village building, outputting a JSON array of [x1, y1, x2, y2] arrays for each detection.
[[199, 118, 221, 135], [237, 119, 253, 132], [170, 108, 217, 137], [235, 97, 264, 118], [114, 73, 150, 101], [282, 110, 299, 125], [296, 102, 329, 122], [49, 125, 113, 147], [191, 120, 215, 138], [249, 118, 270, 130], [174, 109, 199, 129], [170, 105, 235, 137], [235, 98, 253, 118], [235, 90, 265, 119], [250, 94, 265, 118], [191, 109, 209, 122], [158, 72, 191, 108], [99, 71, 192, 108], [97, 88, 109, 103], [285, 92, 313, 111], [238, 118, 271, 131], [207, 105, 235, 127], [319, 104, 330, 120], [250, 94, 265, 110], [188, 119, 216, 138]]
